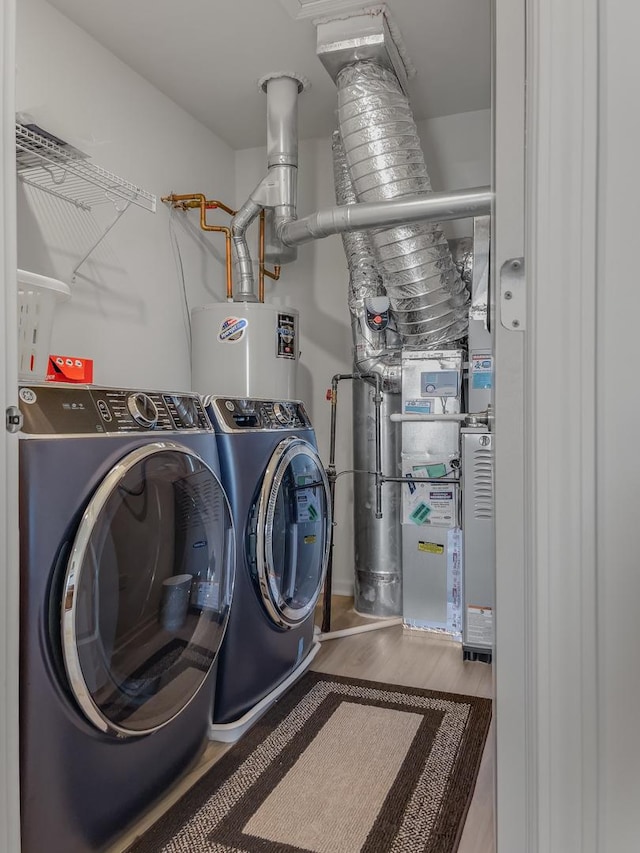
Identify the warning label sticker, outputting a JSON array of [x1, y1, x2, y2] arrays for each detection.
[[466, 606, 493, 646], [427, 489, 455, 525], [418, 541, 444, 554], [471, 353, 493, 390]]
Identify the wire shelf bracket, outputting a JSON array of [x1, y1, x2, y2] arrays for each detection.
[[16, 122, 156, 277]]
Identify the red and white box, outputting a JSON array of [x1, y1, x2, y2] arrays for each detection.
[[46, 355, 94, 384]]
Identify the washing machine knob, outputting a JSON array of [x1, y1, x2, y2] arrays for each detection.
[[273, 402, 292, 426], [127, 392, 158, 428]]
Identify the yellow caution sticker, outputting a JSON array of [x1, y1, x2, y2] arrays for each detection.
[[418, 541, 444, 555], [304, 535, 317, 545]]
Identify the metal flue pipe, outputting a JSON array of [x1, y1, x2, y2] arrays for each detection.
[[279, 186, 492, 247], [230, 73, 304, 301]]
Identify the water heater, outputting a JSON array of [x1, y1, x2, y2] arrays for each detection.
[[191, 302, 299, 399]]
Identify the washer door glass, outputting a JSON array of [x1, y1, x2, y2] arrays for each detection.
[[252, 437, 331, 628], [61, 442, 235, 737]]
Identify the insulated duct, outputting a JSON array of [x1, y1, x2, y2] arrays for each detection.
[[332, 131, 400, 391], [336, 61, 469, 348]]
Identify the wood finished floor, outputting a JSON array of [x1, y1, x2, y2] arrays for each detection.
[[109, 596, 495, 853]]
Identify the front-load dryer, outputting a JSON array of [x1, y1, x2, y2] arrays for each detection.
[[18, 384, 235, 853], [205, 397, 331, 741]]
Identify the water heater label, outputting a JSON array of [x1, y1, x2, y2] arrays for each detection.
[[276, 312, 296, 359], [218, 316, 248, 343]]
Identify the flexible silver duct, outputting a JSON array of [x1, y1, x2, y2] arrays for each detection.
[[332, 131, 383, 314], [336, 61, 469, 348], [332, 131, 401, 390]]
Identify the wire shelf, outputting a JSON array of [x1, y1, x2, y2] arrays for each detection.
[[16, 123, 156, 213]]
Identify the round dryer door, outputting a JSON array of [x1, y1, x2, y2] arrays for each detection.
[[252, 437, 331, 628], [60, 442, 235, 737]]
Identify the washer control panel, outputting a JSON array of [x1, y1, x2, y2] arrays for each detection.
[[18, 385, 212, 435], [210, 397, 310, 432]]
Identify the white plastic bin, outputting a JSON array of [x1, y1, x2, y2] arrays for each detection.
[[17, 269, 71, 381]]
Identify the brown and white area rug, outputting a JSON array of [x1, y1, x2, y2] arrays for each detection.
[[126, 672, 492, 853]]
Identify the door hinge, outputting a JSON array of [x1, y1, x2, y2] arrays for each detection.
[[500, 257, 526, 331], [6, 406, 23, 433]]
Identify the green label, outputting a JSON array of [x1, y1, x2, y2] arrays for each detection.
[[410, 502, 431, 524], [426, 463, 448, 479]]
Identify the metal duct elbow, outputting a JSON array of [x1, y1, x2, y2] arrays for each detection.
[[336, 61, 469, 348], [231, 198, 261, 302]]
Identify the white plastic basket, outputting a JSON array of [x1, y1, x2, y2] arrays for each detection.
[[17, 269, 71, 381]]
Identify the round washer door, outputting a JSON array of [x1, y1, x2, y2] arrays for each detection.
[[253, 437, 331, 629], [61, 441, 235, 738]]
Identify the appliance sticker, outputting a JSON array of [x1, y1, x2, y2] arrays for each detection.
[[295, 475, 320, 523], [427, 489, 455, 525], [218, 316, 248, 343], [276, 312, 296, 359], [447, 528, 463, 636], [405, 399, 432, 414], [418, 540, 444, 554], [466, 605, 493, 646], [409, 502, 431, 524], [405, 473, 417, 495], [471, 353, 493, 390], [426, 462, 448, 479], [403, 463, 457, 526]]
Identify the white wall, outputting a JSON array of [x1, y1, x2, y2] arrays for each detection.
[[236, 108, 491, 596], [417, 109, 492, 239], [16, 0, 235, 391]]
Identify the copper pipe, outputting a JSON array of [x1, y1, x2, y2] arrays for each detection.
[[258, 211, 282, 302], [205, 199, 236, 216], [264, 264, 281, 281], [259, 211, 266, 303], [162, 193, 234, 299]]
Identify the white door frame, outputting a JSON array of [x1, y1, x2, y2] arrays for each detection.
[[0, 0, 21, 850], [495, 0, 599, 850]]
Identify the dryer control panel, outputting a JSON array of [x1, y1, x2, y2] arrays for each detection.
[[18, 385, 212, 435], [208, 397, 311, 432]]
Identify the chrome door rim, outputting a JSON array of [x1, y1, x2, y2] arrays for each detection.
[[255, 437, 331, 629], [61, 440, 235, 738]]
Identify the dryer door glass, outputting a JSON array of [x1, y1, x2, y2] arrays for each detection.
[[61, 443, 235, 737], [252, 438, 331, 628]]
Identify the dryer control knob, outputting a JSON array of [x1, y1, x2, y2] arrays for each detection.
[[127, 392, 158, 428]]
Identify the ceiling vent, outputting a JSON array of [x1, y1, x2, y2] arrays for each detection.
[[278, 0, 384, 22], [315, 8, 409, 93]]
